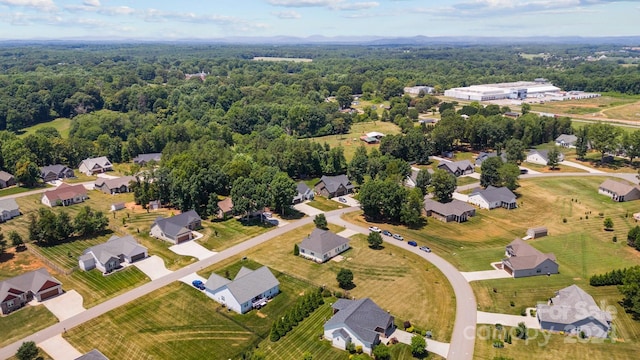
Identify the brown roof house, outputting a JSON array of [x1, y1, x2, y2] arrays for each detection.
[[314, 175, 354, 198], [0, 268, 63, 315], [217, 197, 234, 219], [598, 179, 640, 202], [0, 170, 16, 189], [150, 210, 202, 244], [94, 176, 136, 195], [502, 238, 558, 278], [424, 199, 476, 223], [298, 228, 350, 263], [41, 183, 88, 207]]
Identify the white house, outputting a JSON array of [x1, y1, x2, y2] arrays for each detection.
[[0, 198, 20, 222], [526, 149, 564, 166], [555, 134, 578, 148], [41, 183, 88, 207], [78, 157, 113, 176], [298, 228, 350, 263], [204, 266, 280, 314], [468, 186, 517, 210], [78, 235, 147, 274]]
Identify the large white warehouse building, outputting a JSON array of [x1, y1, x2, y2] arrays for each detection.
[[444, 79, 561, 101]]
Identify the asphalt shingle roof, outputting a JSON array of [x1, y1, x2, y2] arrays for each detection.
[[299, 228, 350, 255], [205, 266, 280, 305], [537, 285, 611, 327], [504, 238, 556, 271], [325, 298, 393, 345], [471, 186, 516, 204], [0, 268, 61, 302]]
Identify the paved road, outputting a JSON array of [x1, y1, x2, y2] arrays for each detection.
[[0, 207, 360, 360], [326, 213, 476, 360], [0, 181, 95, 200]]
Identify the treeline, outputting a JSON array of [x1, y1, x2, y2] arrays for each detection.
[[589, 268, 633, 286], [28, 206, 109, 246], [269, 289, 324, 342]]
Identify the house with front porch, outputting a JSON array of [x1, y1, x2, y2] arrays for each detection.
[[298, 228, 350, 263], [314, 175, 354, 198], [424, 199, 476, 223], [150, 210, 202, 244], [0, 268, 63, 315], [468, 186, 517, 210], [78, 235, 148, 274], [41, 183, 88, 207], [78, 157, 113, 176], [204, 266, 280, 314], [502, 238, 558, 278]]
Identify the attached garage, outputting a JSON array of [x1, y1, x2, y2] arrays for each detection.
[[39, 288, 61, 301], [176, 233, 192, 243], [130, 253, 146, 262]]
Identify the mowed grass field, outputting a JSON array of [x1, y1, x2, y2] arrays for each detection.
[[213, 223, 456, 342], [531, 96, 640, 118], [17, 118, 71, 138], [306, 196, 348, 212], [198, 218, 272, 252], [0, 305, 58, 347], [65, 269, 315, 360], [308, 121, 401, 161]]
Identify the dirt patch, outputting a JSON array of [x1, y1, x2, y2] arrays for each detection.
[[0, 247, 56, 277], [256, 311, 267, 318]]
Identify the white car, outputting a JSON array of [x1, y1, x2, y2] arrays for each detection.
[[368, 226, 381, 233]]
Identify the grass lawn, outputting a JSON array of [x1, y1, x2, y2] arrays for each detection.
[[522, 162, 586, 173], [308, 121, 401, 161], [0, 305, 58, 347], [65, 269, 315, 360], [531, 96, 640, 118], [61, 267, 150, 308], [457, 176, 480, 187], [17, 118, 71, 138], [62, 173, 97, 184], [306, 197, 349, 212], [209, 223, 456, 342], [198, 217, 272, 252], [563, 152, 638, 173], [0, 185, 46, 197]]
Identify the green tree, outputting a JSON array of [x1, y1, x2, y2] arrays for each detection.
[[505, 139, 525, 164], [604, 217, 614, 230], [431, 169, 457, 203], [367, 232, 383, 249], [359, 179, 406, 223], [620, 266, 640, 318], [575, 126, 589, 160], [9, 230, 24, 249], [521, 103, 531, 115], [547, 147, 561, 170], [401, 187, 425, 228], [16, 341, 39, 360], [499, 163, 521, 191], [314, 214, 328, 230], [336, 85, 353, 110], [621, 130, 640, 163], [271, 172, 296, 216], [380, 77, 404, 100], [0, 229, 6, 255], [15, 159, 40, 188], [410, 334, 427, 357], [336, 268, 354, 289], [515, 322, 528, 339], [415, 169, 431, 195], [372, 344, 391, 360], [74, 206, 108, 237], [348, 145, 369, 185], [293, 243, 300, 256], [589, 123, 621, 162], [480, 156, 503, 188], [303, 351, 313, 360]]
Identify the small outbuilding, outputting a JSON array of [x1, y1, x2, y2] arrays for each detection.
[[527, 227, 548, 239], [110, 203, 126, 212]]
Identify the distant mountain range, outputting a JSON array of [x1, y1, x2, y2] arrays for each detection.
[[1, 35, 639, 45]]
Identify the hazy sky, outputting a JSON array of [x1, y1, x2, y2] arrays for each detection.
[[0, 0, 638, 40]]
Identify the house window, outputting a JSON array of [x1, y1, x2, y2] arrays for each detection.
[[221, 296, 225, 301], [536, 269, 541, 273]]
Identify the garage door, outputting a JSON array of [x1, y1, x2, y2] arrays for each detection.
[[130, 253, 145, 262], [176, 234, 191, 243], [40, 289, 60, 301], [504, 265, 513, 276]]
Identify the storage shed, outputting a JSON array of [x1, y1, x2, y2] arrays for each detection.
[[527, 227, 548, 239]]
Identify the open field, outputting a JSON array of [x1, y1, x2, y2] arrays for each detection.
[[17, 118, 71, 138], [207, 223, 456, 342], [531, 96, 640, 119], [563, 151, 638, 173], [308, 121, 401, 161], [65, 268, 315, 360], [0, 305, 58, 348]]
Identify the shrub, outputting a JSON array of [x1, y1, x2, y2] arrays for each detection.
[[495, 323, 503, 330], [355, 345, 363, 354], [613, 236, 618, 243], [421, 330, 427, 337], [293, 244, 299, 256], [599, 212, 604, 217], [322, 289, 332, 297], [562, 218, 567, 223], [403, 320, 411, 329], [346, 342, 356, 353], [335, 291, 343, 298], [406, 326, 414, 333], [520, 309, 527, 316], [493, 340, 504, 348], [586, 215, 589, 219], [510, 301, 515, 307], [425, 331, 432, 338], [389, 337, 399, 345]]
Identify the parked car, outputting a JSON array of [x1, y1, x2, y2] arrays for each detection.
[[192, 279, 205, 290], [408, 241, 418, 247], [382, 230, 392, 237], [420, 246, 432, 253], [368, 226, 381, 233], [338, 197, 347, 203], [392, 234, 404, 241]]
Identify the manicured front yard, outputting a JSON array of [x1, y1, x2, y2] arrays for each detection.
[[306, 197, 348, 212], [0, 305, 58, 347], [61, 267, 149, 308], [198, 217, 272, 252]]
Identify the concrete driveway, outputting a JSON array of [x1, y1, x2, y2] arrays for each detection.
[[337, 229, 359, 238], [133, 255, 173, 280], [461, 269, 512, 282], [385, 329, 450, 359], [477, 311, 541, 329], [42, 290, 86, 321], [293, 202, 324, 217], [38, 335, 82, 360], [331, 194, 359, 207], [169, 240, 216, 260], [178, 272, 208, 288], [560, 160, 604, 174]]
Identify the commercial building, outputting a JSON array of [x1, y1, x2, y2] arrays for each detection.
[[444, 79, 561, 101]]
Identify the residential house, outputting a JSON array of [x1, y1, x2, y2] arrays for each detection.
[[437, 160, 474, 177], [365, 132, 385, 139], [0, 170, 16, 189], [0, 268, 63, 315], [150, 210, 202, 244], [405, 168, 420, 188], [94, 176, 136, 194], [204, 266, 280, 314], [0, 198, 20, 222], [298, 228, 350, 263], [474, 152, 507, 167], [468, 186, 517, 210], [314, 175, 354, 198], [78, 157, 113, 176], [526, 150, 564, 166], [78, 235, 147, 274], [502, 238, 558, 278], [40, 164, 75, 183], [75, 349, 109, 360], [537, 285, 611, 338], [132, 153, 162, 166], [598, 179, 640, 202], [324, 298, 395, 355], [293, 182, 314, 204], [41, 183, 88, 207], [359, 135, 379, 144], [424, 199, 476, 223], [217, 197, 234, 218], [555, 134, 578, 148], [526, 227, 548, 239]]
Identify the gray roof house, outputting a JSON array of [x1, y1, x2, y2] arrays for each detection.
[[0, 170, 16, 189], [474, 152, 507, 167], [0, 198, 20, 222], [405, 168, 420, 188], [424, 199, 476, 223], [323, 298, 395, 355], [205, 266, 280, 314], [0, 268, 63, 315], [40, 164, 75, 183], [468, 186, 517, 210], [437, 160, 474, 177], [555, 134, 578, 148], [94, 176, 136, 195], [598, 179, 640, 202], [299, 228, 350, 263], [78, 235, 148, 274], [293, 181, 314, 204], [526, 149, 565, 166], [502, 238, 558, 278], [150, 210, 202, 244], [314, 175, 354, 198], [75, 349, 109, 360], [78, 157, 113, 176], [537, 285, 612, 338], [132, 153, 162, 166]]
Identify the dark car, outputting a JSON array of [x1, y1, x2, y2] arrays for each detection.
[[192, 279, 205, 290], [382, 230, 392, 237], [408, 240, 418, 247]]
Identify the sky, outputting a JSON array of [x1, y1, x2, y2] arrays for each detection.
[[0, 0, 638, 40]]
